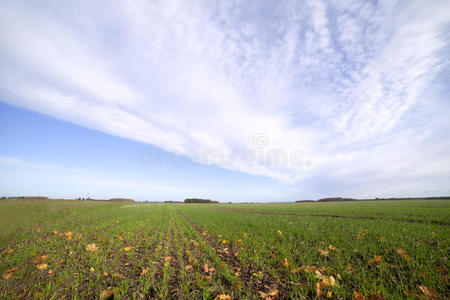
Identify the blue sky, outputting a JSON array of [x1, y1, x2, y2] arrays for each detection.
[[0, 0, 449, 201]]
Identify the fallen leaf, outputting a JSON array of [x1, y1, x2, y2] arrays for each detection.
[[185, 265, 193, 271], [64, 231, 73, 237], [201, 275, 211, 281], [316, 282, 323, 297], [353, 291, 366, 300], [243, 232, 248, 238], [90, 267, 95, 272], [115, 220, 119, 225], [53, 231, 58, 235], [327, 291, 333, 298], [236, 239, 243, 245], [103, 272, 109, 276], [222, 240, 228, 244], [118, 234, 124, 241], [112, 273, 124, 279], [140, 268, 149, 276], [37, 228, 41, 233], [203, 263, 209, 273], [317, 248, 330, 256], [48, 269, 53, 275], [277, 230, 282, 236], [100, 288, 114, 300], [235, 272, 240, 277], [283, 258, 290, 268], [164, 256, 172, 262], [368, 294, 385, 300], [86, 243, 99, 252], [419, 285, 440, 299], [36, 264, 48, 270], [2, 267, 19, 279], [124, 246, 134, 252], [215, 293, 231, 300]]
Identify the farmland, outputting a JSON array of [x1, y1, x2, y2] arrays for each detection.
[[0, 199, 449, 299]]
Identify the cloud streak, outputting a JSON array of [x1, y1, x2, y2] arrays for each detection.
[[0, 0, 449, 198]]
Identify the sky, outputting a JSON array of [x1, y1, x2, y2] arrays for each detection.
[[0, 0, 449, 202]]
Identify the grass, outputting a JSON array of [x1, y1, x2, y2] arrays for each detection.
[[0, 199, 448, 299]]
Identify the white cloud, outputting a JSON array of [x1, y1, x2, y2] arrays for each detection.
[[0, 0, 449, 198]]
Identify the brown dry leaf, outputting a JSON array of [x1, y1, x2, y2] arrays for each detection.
[[115, 220, 119, 225], [100, 288, 114, 300], [337, 273, 342, 280], [36, 264, 48, 270], [103, 272, 109, 277], [317, 248, 329, 256], [277, 230, 282, 236], [112, 273, 124, 279], [268, 288, 279, 297], [396, 248, 406, 255], [53, 230, 58, 235], [2, 267, 19, 279], [353, 291, 366, 300], [243, 232, 248, 238], [64, 231, 73, 237], [185, 265, 193, 271], [419, 285, 440, 299], [118, 234, 124, 241], [201, 275, 211, 281], [164, 256, 172, 262], [291, 267, 301, 273], [124, 246, 134, 252], [316, 282, 323, 297], [140, 268, 149, 276], [41, 255, 48, 261], [283, 258, 290, 268], [37, 228, 41, 233], [86, 243, 99, 252], [368, 294, 385, 300], [236, 239, 243, 245], [203, 263, 209, 273], [235, 271, 240, 277], [328, 245, 336, 251], [48, 269, 53, 275]]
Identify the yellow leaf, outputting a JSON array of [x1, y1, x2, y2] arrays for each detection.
[[103, 272, 109, 276], [222, 240, 227, 244], [124, 246, 134, 252], [53, 231, 58, 235], [86, 243, 99, 252], [36, 264, 48, 270], [215, 293, 231, 300], [64, 231, 73, 237], [327, 291, 333, 298], [235, 272, 240, 277], [283, 257, 290, 268], [90, 267, 95, 272], [140, 268, 149, 276], [243, 232, 247, 238]]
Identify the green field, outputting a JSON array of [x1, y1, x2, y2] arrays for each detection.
[[1, 199, 448, 299]]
